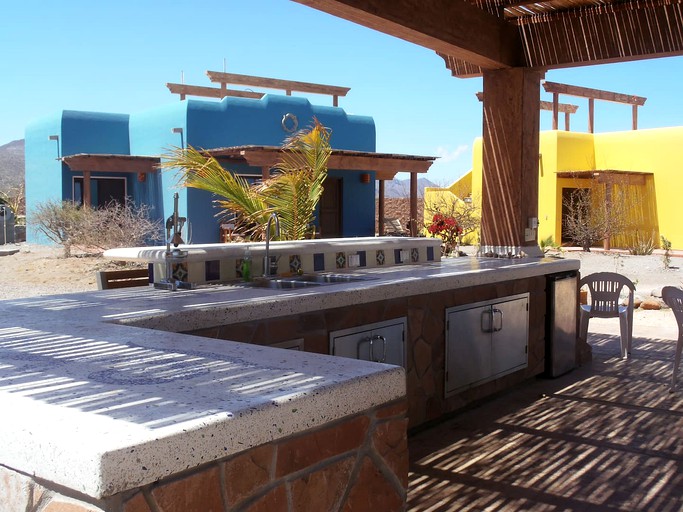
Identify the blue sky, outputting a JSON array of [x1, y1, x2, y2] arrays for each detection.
[[3, 0, 683, 184]]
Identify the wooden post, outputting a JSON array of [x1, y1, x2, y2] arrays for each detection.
[[632, 104, 638, 130], [378, 180, 386, 236], [481, 68, 543, 255], [603, 182, 612, 250], [261, 166, 270, 181], [588, 98, 595, 133], [410, 172, 418, 237], [564, 112, 571, 131], [552, 92, 559, 130], [83, 171, 92, 207]]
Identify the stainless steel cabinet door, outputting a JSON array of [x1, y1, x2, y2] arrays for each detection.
[[330, 318, 406, 367]]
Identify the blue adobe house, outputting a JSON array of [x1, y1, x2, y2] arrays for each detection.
[[24, 72, 434, 244]]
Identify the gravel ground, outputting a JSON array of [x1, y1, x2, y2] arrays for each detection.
[[0, 243, 144, 300]]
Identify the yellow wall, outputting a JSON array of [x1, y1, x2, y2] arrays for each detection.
[[425, 126, 683, 250]]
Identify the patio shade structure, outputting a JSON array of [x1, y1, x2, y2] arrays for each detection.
[[295, 0, 683, 255], [61, 154, 160, 207], [62, 148, 435, 237], [207, 145, 436, 236]]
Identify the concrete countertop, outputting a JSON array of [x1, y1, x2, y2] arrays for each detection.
[[0, 255, 578, 499]]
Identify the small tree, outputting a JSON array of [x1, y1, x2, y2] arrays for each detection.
[[424, 192, 480, 246], [0, 183, 25, 217], [562, 185, 631, 251]]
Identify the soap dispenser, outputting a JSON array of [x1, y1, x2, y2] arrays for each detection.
[[241, 246, 252, 282]]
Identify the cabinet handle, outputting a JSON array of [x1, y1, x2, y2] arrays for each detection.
[[365, 334, 387, 363], [481, 309, 493, 333], [492, 308, 503, 332]]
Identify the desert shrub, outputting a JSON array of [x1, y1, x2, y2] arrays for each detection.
[[628, 232, 656, 255], [661, 235, 672, 269], [32, 200, 161, 257]]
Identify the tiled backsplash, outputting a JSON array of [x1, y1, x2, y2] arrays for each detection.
[[150, 239, 440, 286]]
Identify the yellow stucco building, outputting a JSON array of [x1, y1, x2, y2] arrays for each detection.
[[426, 126, 683, 250]]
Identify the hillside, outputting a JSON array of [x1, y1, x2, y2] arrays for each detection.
[[0, 139, 25, 189], [381, 177, 437, 198]]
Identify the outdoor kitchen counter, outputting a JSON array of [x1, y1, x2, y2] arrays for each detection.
[[0, 255, 578, 502]]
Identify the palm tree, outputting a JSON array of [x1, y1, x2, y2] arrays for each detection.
[[162, 119, 331, 241]]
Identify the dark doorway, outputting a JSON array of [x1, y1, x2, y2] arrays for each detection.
[[319, 177, 342, 238], [74, 177, 127, 207]]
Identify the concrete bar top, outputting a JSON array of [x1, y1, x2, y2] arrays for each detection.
[[0, 253, 578, 499]]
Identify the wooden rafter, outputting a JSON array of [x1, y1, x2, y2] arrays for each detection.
[[543, 81, 647, 131], [166, 83, 264, 101], [206, 71, 350, 106], [293, 0, 524, 69]]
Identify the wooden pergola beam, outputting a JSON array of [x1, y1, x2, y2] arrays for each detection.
[[166, 83, 265, 100], [293, 0, 523, 70], [206, 71, 350, 105], [61, 154, 159, 174], [542, 82, 646, 106]]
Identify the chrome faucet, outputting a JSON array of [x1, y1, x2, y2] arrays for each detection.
[[155, 192, 194, 290], [263, 212, 280, 277]]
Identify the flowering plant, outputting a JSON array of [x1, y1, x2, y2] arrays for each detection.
[[427, 213, 462, 256]]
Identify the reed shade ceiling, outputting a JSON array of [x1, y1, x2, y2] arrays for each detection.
[[295, 0, 683, 77]]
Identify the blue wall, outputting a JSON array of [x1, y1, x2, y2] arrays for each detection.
[[129, 94, 376, 243], [25, 111, 130, 243], [26, 93, 377, 244]]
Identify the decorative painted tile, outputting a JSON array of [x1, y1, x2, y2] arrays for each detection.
[[427, 246, 435, 261], [376, 250, 385, 266], [314, 253, 325, 271], [411, 248, 419, 263], [335, 252, 347, 269], [289, 254, 302, 273], [172, 262, 188, 282], [205, 260, 220, 281], [235, 258, 244, 278], [148, 263, 154, 283], [358, 251, 367, 267]]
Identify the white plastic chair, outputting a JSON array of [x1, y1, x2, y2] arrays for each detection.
[[661, 286, 683, 392], [579, 272, 635, 358]]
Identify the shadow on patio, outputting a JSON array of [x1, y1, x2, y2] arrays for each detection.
[[408, 329, 683, 511]]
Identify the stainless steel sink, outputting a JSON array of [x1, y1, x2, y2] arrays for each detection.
[[241, 273, 371, 290], [289, 273, 370, 284], [246, 278, 324, 289]]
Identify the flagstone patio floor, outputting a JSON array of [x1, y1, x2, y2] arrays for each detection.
[[408, 312, 683, 511]]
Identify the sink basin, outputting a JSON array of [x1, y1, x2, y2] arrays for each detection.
[[288, 273, 371, 284], [245, 278, 324, 289], [239, 273, 371, 290]]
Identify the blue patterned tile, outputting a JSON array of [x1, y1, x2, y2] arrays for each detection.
[[411, 248, 419, 263], [394, 249, 402, 264], [148, 263, 154, 283], [314, 253, 325, 271], [427, 246, 435, 261], [172, 262, 188, 282], [376, 250, 385, 266], [358, 251, 367, 267], [335, 252, 347, 269], [289, 254, 302, 273], [205, 260, 220, 281]]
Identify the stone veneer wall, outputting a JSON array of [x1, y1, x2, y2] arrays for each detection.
[[186, 276, 548, 429], [0, 400, 408, 512]]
